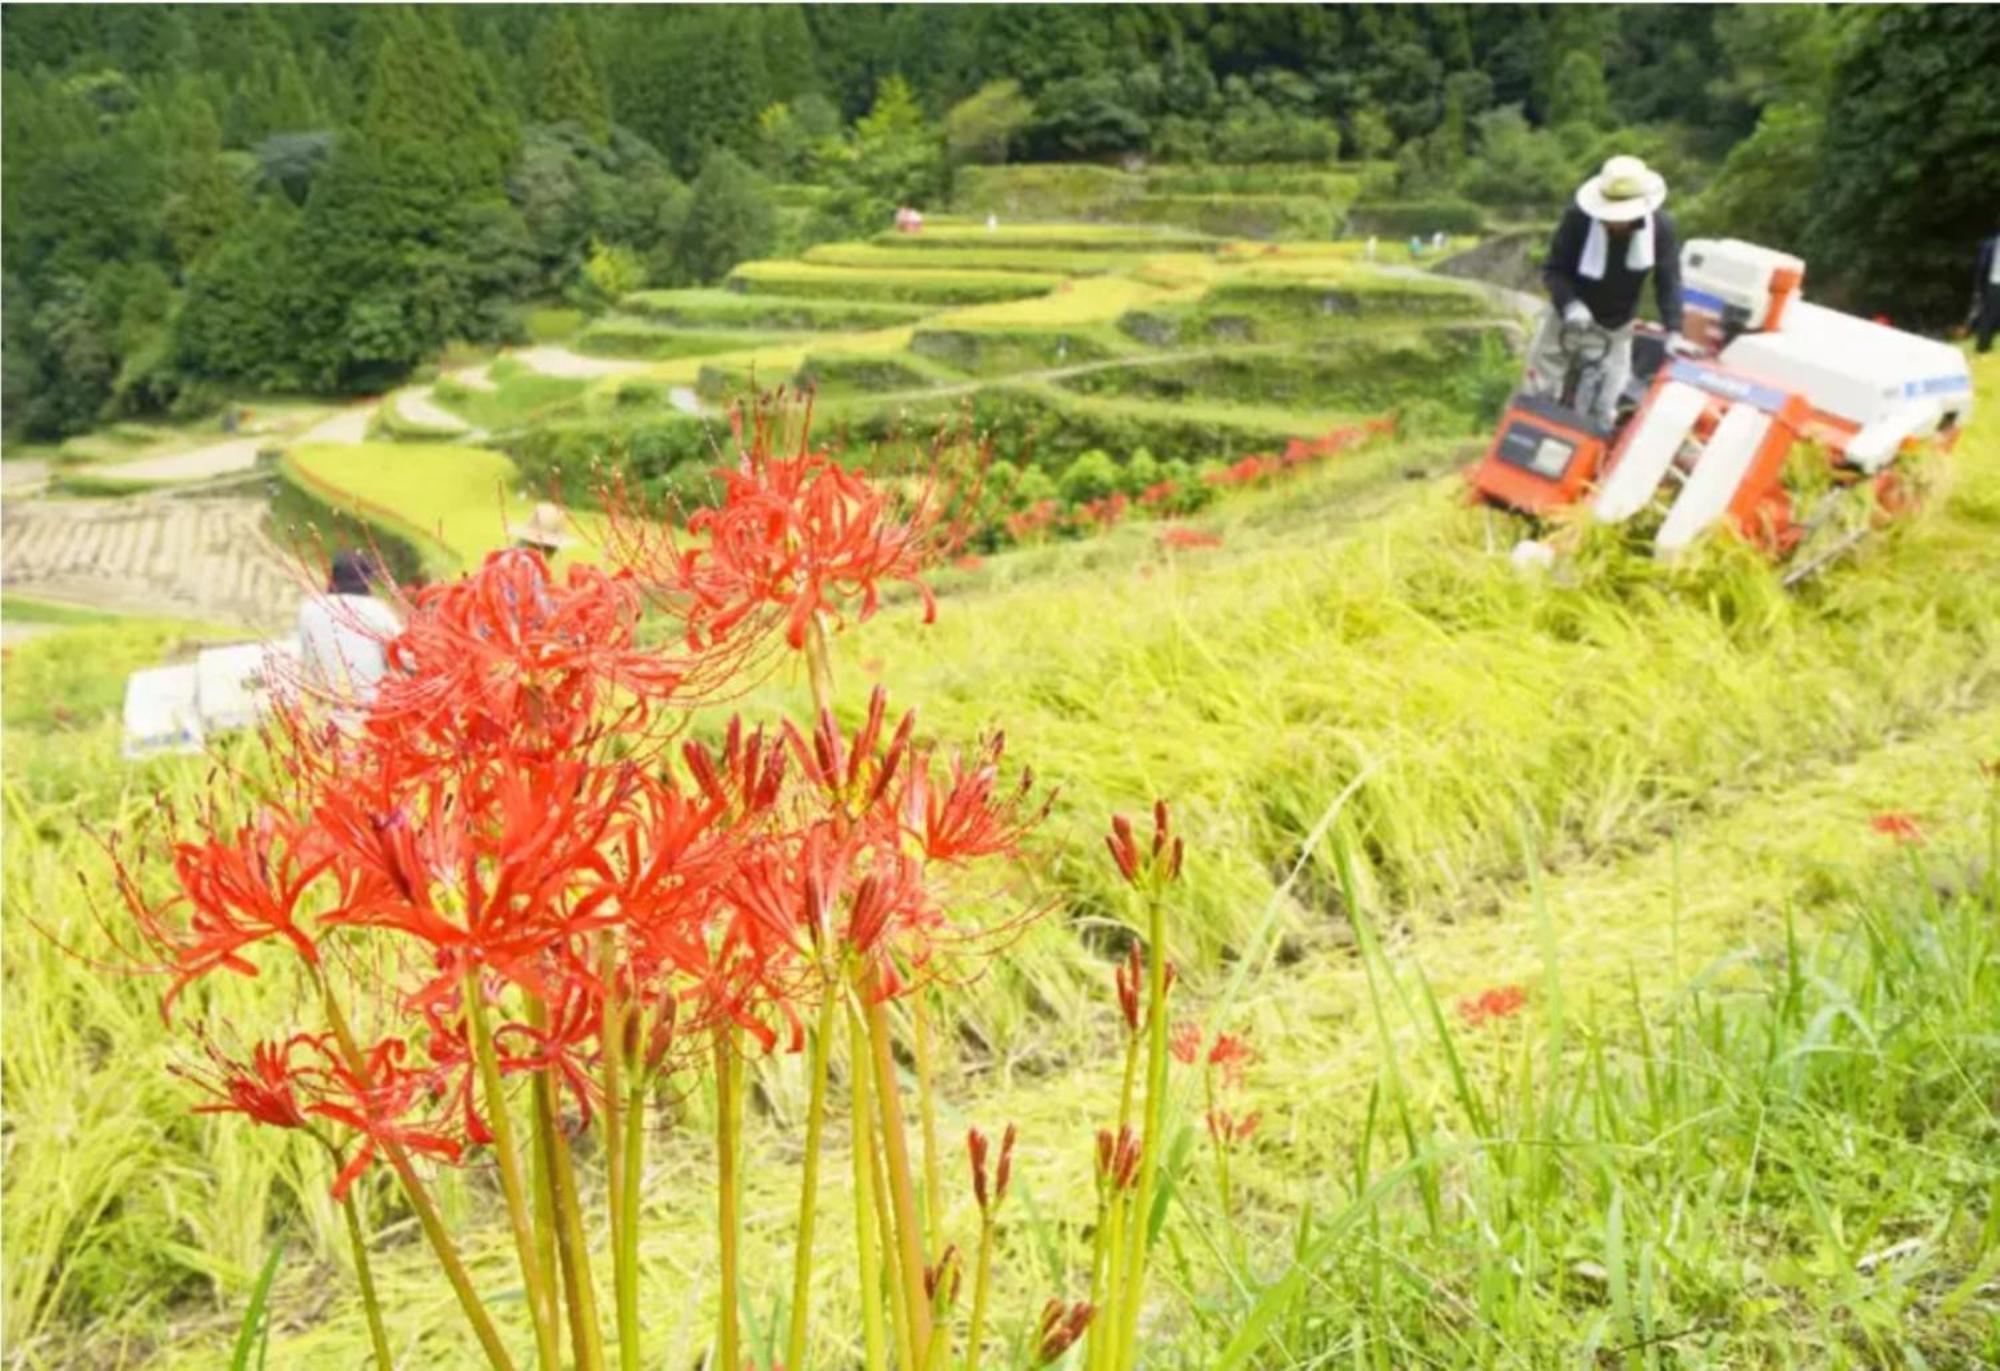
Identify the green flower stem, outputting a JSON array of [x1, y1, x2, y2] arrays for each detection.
[[1120, 892, 1170, 1369], [714, 1027, 742, 1371], [599, 941, 639, 1371], [912, 991, 945, 1256], [339, 1188, 393, 1371], [785, 984, 840, 1371], [465, 967, 563, 1371], [848, 1002, 890, 1371], [864, 986, 935, 1362], [318, 982, 518, 1371], [545, 1071, 607, 1371], [965, 1213, 996, 1371]]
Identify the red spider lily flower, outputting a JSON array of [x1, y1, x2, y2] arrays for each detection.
[[785, 686, 915, 827], [924, 1244, 962, 1307], [1169, 1020, 1202, 1065], [1206, 1031, 1254, 1090], [1034, 1300, 1095, 1366], [1205, 1109, 1262, 1145], [682, 718, 788, 822], [1115, 945, 1143, 1034], [1137, 479, 1179, 509], [1156, 524, 1222, 552], [1095, 1125, 1141, 1190], [1457, 984, 1528, 1027], [1005, 499, 1062, 543], [900, 731, 1052, 864], [179, 1034, 314, 1130], [111, 807, 329, 1021], [302, 1035, 464, 1200], [1869, 812, 1925, 846], [953, 554, 984, 572], [1105, 800, 1184, 890], [617, 397, 964, 652], [968, 1122, 1018, 1215]]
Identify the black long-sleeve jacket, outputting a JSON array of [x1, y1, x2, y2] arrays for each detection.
[[1975, 235, 1999, 313], [1542, 205, 1683, 331]]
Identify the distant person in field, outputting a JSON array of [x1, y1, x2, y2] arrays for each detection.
[[508, 502, 575, 561], [1531, 154, 1695, 427], [1974, 223, 2000, 354], [297, 550, 401, 707]]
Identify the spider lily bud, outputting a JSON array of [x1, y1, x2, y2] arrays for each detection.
[[925, 1244, 961, 1309], [1033, 1300, 1095, 1365], [1104, 800, 1184, 890]]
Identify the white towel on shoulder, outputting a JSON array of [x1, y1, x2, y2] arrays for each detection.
[[1579, 215, 1654, 281]]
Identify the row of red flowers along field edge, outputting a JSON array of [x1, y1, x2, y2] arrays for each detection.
[[81, 392, 1256, 1371], [987, 414, 1399, 551]]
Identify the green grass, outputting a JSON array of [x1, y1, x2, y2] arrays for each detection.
[[622, 288, 930, 331], [726, 260, 1067, 305], [1, 595, 131, 629], [802, 241, 1158, 275], [876, 221, 1218, 252], [574, 317, 797, 362], [45, 471, 170, 497], [280, 441, 602, 572], [7, 356, 1997, 1367], [520, 306, 585, 343], [431, 366, 587, 433]]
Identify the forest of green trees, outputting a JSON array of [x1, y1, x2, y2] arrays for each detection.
[[4, 4, 1995, 441]]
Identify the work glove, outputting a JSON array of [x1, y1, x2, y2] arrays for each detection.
[[1665, 334, 1702, 359], [1562, 300, 1594, 327]]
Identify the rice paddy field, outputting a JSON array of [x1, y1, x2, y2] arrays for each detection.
[[7, 275, 1999, 1371]]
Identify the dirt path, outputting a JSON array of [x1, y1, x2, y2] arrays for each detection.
[[391, 387, 475, 436], [1, 492, 303, 630], [508, 345, 651, 379]]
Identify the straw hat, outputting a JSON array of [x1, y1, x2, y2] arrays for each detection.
[[1575, 154, 1667, 222], [507, 501, 575, 551]]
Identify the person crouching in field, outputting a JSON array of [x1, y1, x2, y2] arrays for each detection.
[[1974, 221, 1999, 355], [297, 549, 401, 710], [1529, 154, 1696, 427]]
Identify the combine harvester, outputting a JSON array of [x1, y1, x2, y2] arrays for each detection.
[[1471, 239, 1973, 581]]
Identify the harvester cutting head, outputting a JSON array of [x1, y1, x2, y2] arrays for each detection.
[[1471, 238, 1974, 564]]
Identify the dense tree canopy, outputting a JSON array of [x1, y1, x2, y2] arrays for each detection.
[[3, 4, 1989, 438]]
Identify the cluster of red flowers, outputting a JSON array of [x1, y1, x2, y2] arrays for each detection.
[[1457, 984, 1528, 1028], [1068, 492, 1130, 533], [1137, 480, 1180, 510], [110, 403, 1047, 1208], [1004, 499, 1063, 543], [1156, 525, 1224, 552], [1869, 812, 1925, 846], [1203, 416, 1399, 490]]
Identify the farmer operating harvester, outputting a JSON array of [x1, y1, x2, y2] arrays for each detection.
[[1474, 153, 1974, 578]]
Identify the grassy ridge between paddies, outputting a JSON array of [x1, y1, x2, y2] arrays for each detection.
[[280, 442, 606, 572], [726, 259, 1067, 305], [7, 358, 1997, 1364]]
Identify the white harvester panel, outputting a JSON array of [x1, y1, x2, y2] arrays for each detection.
[[1721, 301, 1973, 440], [1656, 403, 1770, 554], [1593, 381, 1708, 523], [124, 665, 203, 759], [1682, 238, 1805, 335]]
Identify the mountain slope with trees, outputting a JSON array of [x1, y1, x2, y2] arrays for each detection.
[[5, 4, 1992, 440]]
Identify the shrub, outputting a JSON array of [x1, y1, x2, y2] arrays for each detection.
[[1343, 199, 1487, 237], [1057, 448, 1122, 505]]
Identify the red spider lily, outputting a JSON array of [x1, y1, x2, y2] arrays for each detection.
[[785, 686, 916, 829], [1204, 1109, 1262, 1145], [1205, 455, 1278, 488], [1070, 493, 1128, 531], [924, 1245, 962, 1306], [1206, 1031, 1254, 1090], [1457, 984, 1528, 1027], [1115, 945, 1179, 1035], [1156, 525, 1222, 552], [900, 731, 1052, 864], [1137, 480, 1179, 509], [614, 398, 962, 652], [305, 1035, 464, 1200], [1105, 800, 1184, 889], [953, 554, 984, 572], [179, 1034, 314, 1130], [1095, 1125, 1141, 1190], [1869, 812, 1925, 846], [1033, 1300, 1095, 1365], [682, 718, 788, 822], [1169, 1020, 1201, 1065], [968, 1122, 1018, 1215], [1004, 499, 1061, 543], [110, 807, 328, 1021]]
